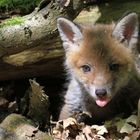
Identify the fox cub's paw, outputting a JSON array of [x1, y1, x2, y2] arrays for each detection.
[[74, 112, 93, 125]]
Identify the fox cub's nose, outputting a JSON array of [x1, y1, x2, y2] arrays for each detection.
[[95, 89, 107, 98]]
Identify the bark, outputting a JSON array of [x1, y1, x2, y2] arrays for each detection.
[[0, 0, 83, 50], [0, 0, 92, 80]]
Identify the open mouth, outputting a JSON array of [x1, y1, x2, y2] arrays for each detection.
[[95, 97, 110, 107]]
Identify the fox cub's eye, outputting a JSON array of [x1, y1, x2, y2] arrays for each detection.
[[109, 63, 120, 71], [81, 64, 91, 73]]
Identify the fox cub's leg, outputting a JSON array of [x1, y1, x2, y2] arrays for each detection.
[[59, 96, 83, 120], [59, 79, 83, 120], [59, 104, 72, 120]]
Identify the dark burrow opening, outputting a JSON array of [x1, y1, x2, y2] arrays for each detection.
[[0, 75, 67, 122]]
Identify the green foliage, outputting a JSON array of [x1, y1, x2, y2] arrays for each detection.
[[0, 0, 41, 14], [98, 1, 140, 23], [0, 16, 25, 28]]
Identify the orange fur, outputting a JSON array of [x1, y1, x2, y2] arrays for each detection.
[[66, 24, 134, 90]]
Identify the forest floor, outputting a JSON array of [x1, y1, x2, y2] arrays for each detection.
[[0, 78, 139, 140]]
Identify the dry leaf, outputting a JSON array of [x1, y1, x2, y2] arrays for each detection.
[[137, 99, 140, 127], [91, 125, 108, 135], [53, 112, 139, 139], [15, 124, 38, 138], [53, 117, 81, 139], [0, 97, 9, 110], [28, 79, 50, 127], [82, 125, 93, 140], [63, 117, 77, 129], [120, 123, 135, 134], [8, 101, 18, 113], [120, 115, 137, 134]]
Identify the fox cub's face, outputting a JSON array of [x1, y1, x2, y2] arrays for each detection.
[[57, 13, 139, 107]]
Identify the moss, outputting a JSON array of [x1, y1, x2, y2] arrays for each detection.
[[0, 0, 41, 14], [0, 16, 25, 28], [6, 116, 33, 131], [0, 114, 34, 132]]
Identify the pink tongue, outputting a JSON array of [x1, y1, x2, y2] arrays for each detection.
[[96, 99, 109, 107]]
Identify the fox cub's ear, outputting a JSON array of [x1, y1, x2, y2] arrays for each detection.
[[112, 12, 139, 49], [57, 18, 83, 47]]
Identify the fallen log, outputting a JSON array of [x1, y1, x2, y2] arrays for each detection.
[[1, 0, 140, 81], [0, 0, 91, 80]]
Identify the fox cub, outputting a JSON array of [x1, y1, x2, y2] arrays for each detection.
[[57, 12, 140, 123]]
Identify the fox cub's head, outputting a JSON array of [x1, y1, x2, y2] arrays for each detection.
[[57, 13, 139, 107]]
